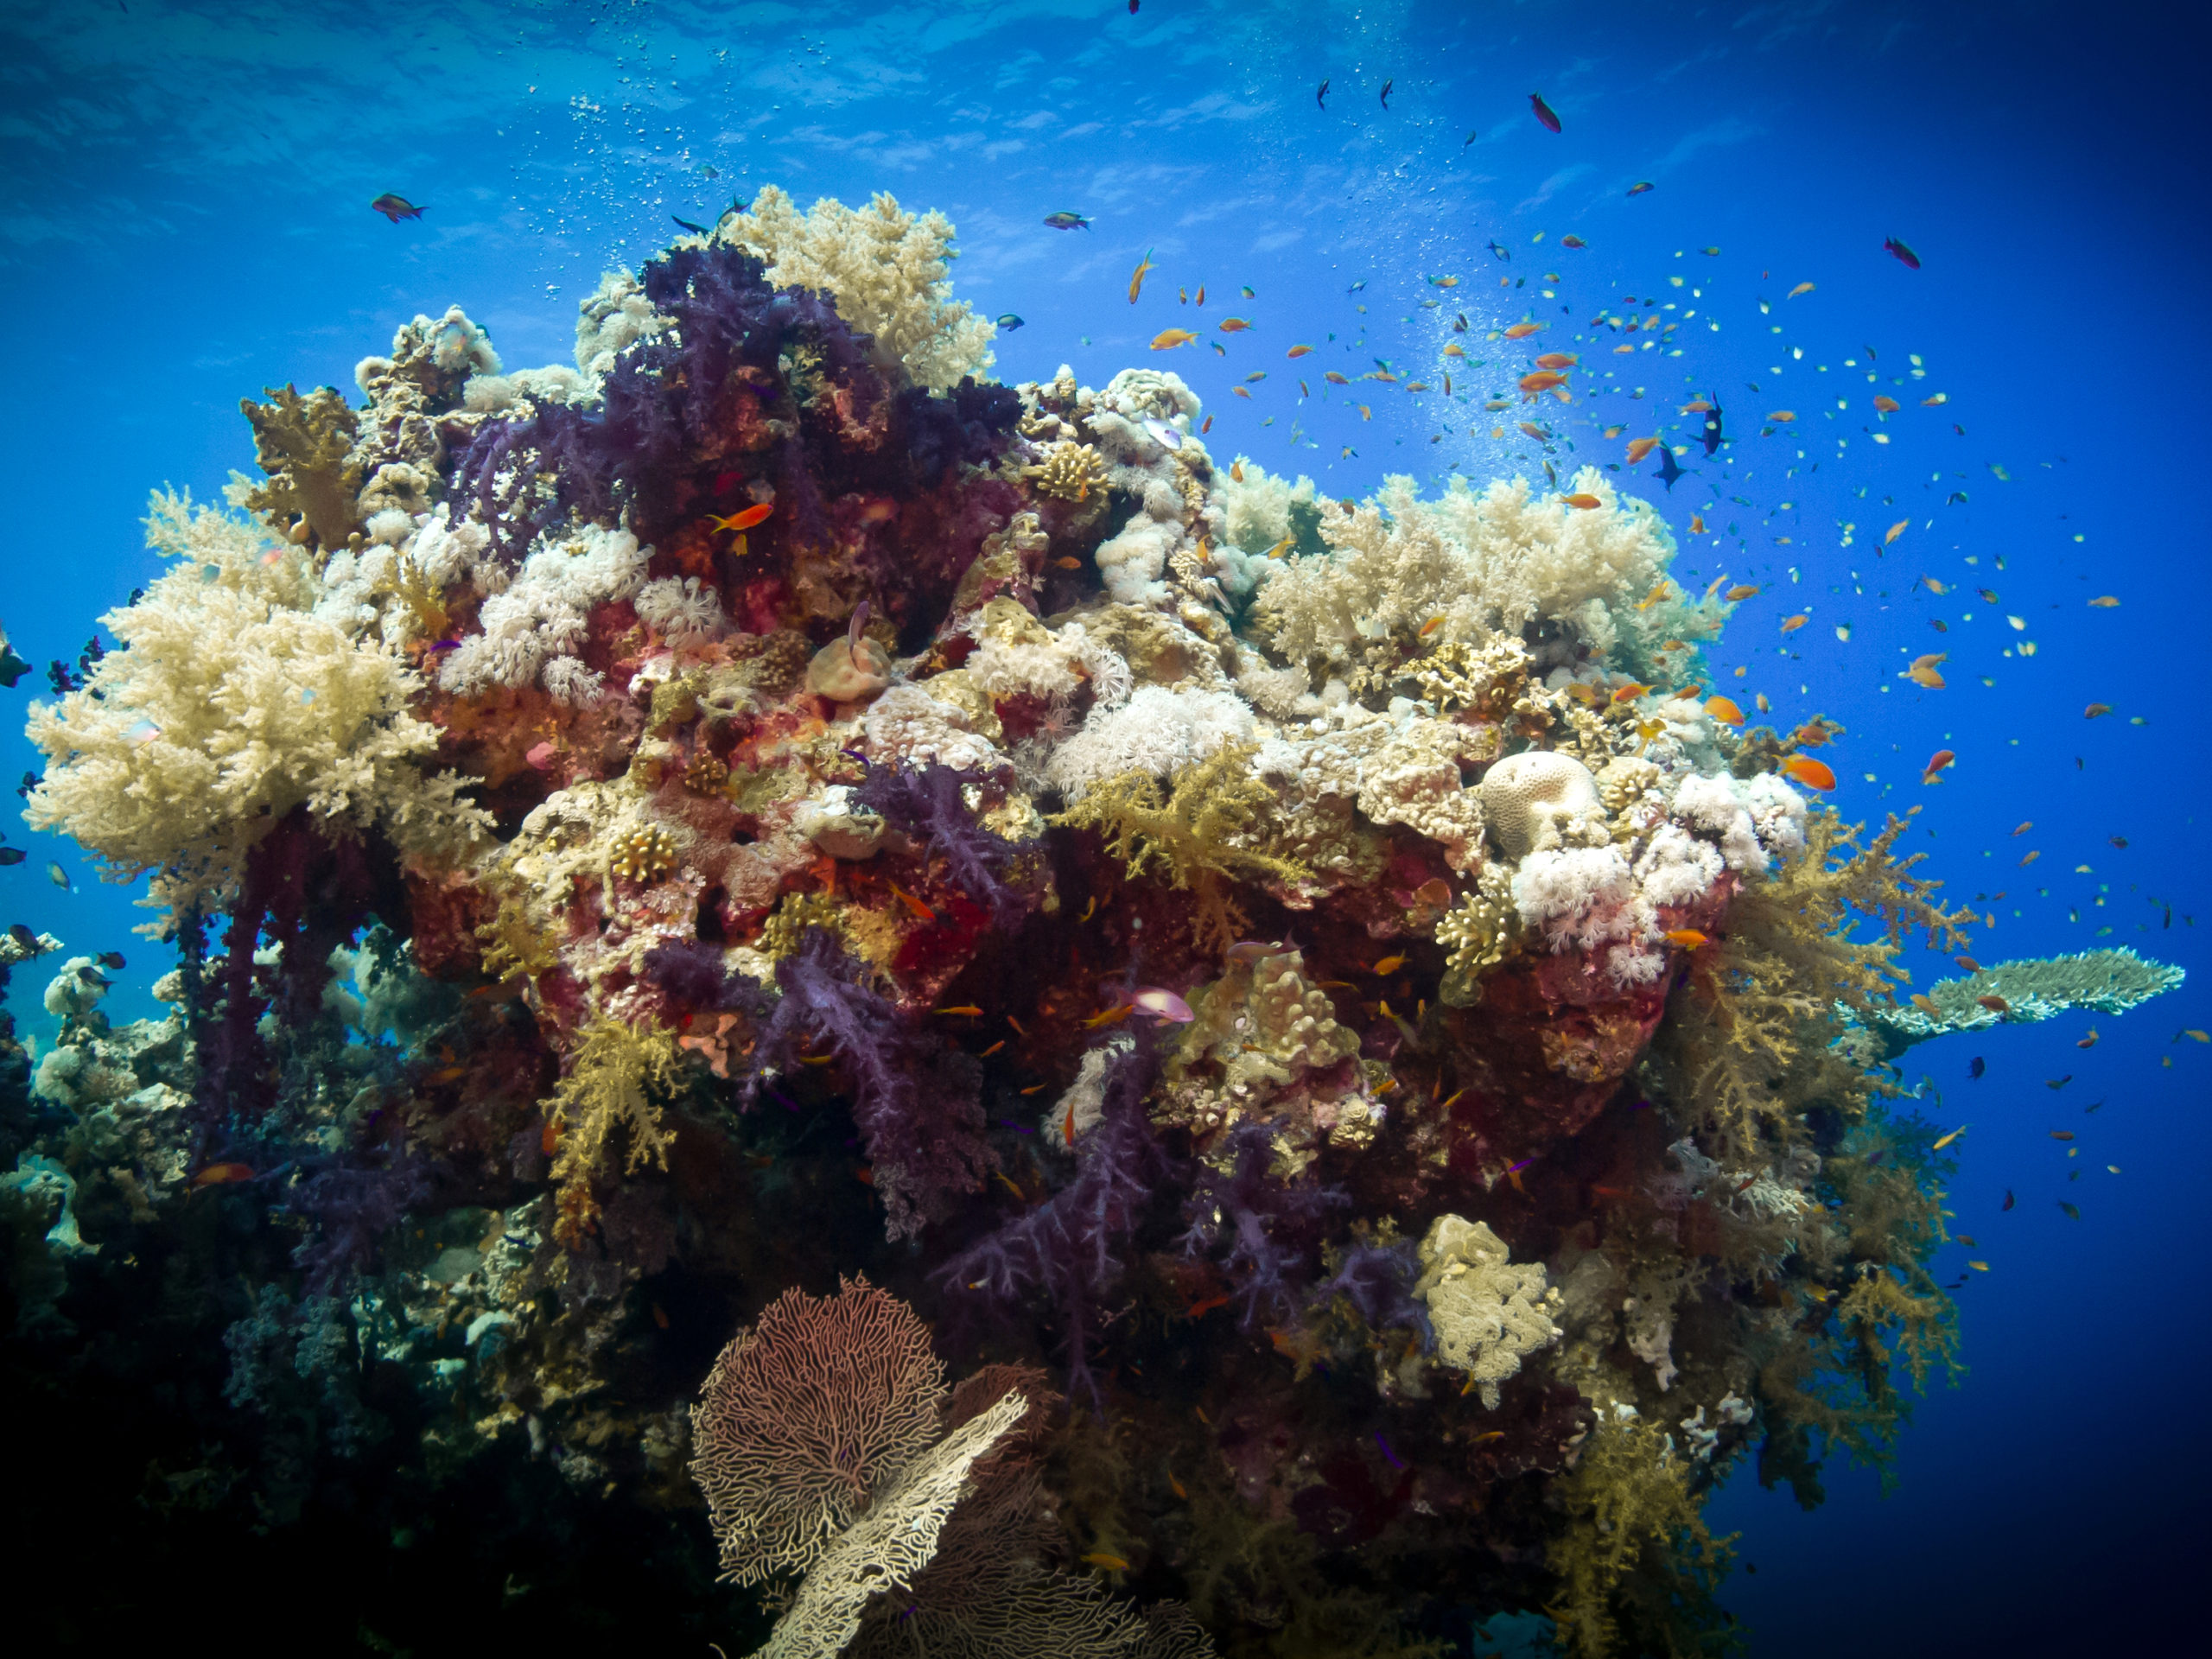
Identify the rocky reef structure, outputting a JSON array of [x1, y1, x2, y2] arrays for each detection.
[[6, 189, 2183, 1656]]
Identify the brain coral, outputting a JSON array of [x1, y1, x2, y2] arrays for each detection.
[[1478, 750, 1606, 861]]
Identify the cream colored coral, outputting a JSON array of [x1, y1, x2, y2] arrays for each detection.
[[1026, 440, 1108, 503], [1437, 863, 1522, 1004], [1478, 751, 1606, 861], [23, 489, 489, 910], [719, 185, 995, 393], [1411, 1215, 1563, 1409], [1160, 946, 1369, 1152], [1353, 718, 1497, 873]]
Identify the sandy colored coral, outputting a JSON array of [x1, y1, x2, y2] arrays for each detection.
[[23, 489, 489, 910], [720, 184, 995, 392], [1411, 1215, 1562, 1409], [546, 1020, 684, 1244]]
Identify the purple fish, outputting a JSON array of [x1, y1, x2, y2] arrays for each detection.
[[1375, 1432, 1405, 1470], [1131, 986, 1194, 1023]]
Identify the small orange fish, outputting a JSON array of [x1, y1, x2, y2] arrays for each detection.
[[1906, 652, 1948, 690], [889, 883, 937, 922], [1168, 1471, 1188, 1500], [1690, 514, 1707, 534], [2088, 595, 2120, 608], [1503, 321, 1543, 340], [1231, 386, 1251, 398], [1325, 370, 1351, 385], [1200, 415, 1212, 434], [933, 1005, 984, 1016], [1064, 1104, 1077, 1146], [1727, 585, 1759, 606], [1911, 994, 1942, 1015], [1055, 556, 1083, 569], [1610, 682, 1650, 703], [1955, 955, 1981, 972], [2083, 702, 2113, 719], [1767, 410, 1796, 423], [1517, 422, 1549, 440], [652, 1301, 671, 1330], [1779, 613, 1809, 633], [1418, 615, 1445, 639], [1624, 436, 1659, 464], [2076, 1030, 2100, 1049], [1084, 1003, 1133, 1028], [1872, 395, 1901, 413], [1704, 695, 1745, 726], [2018, 849, 2041, 868], [541, 1120, 562, 1154], [1533, 352, 1578, 370], [2012, 821, 2032, 836], [1082, 1553, 1129, 1573], [192, 1162, 256, 1189], [1287, 343, 1316, 358], [1790, 721, 1831, 747], [1664, 929, 1709, 948], [1230, 461, 1244, 482], [1371, 955, 1408, 975], [1635, 581, 1671, 611], [1150, 328, 1198, 350], [1519, 370, 1568, 394], [1885, 518, 1910, 546], [855, 1164, 875, 1185], [1219, 318, 1255, 334], [1560, 492, 1601, 509], [707, 504, 773, 534], [1128, 250, 1155, 304], [1781, 754, 1837, 791], [1186, 1292, 1232, 1319], [1923, 748, 1955, 782]]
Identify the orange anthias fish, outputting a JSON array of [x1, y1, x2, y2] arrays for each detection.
[[1560, 492, 1601, 510], [1978, 995, 2011, 1013], [1624, 436, 1659, 464], [1128, 249, 1156, 304], [1873, 395, 1902, 413], [1767, 410, 1796, 423], [1517, 422, 1549, 441], [1664, 929, 1709, 949], [1151, 328, 1198, 350], [1217, 316, 1252, 333], [1923, 749, 1955, 782], [1082, 1553, 1130, 1573], [1790, 721, 1834, 747], [708, 504, 774, 534], [1779, 613, 1809, 633], [1724, 584, 1759, 601], [1690, 513, 1707, 534], [1287, 343, 1316, 359], [1885, 518, 1910, 546], [888, 883, 937, 921], [1371, 955, 1408, 975], [2083, 702, 2113, 719], [1325, 370, 1351, 385], [1907, 652, 1947, 689], [1781, 754, 1837, 791], [1503, 321, 1543, 340], [192, 1162, 256, 1189], [1533, 352, 1578, 370], [1704, 695, 1745, 726]]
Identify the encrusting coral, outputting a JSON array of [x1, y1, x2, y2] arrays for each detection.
[[10, 188, 2183, 1659]]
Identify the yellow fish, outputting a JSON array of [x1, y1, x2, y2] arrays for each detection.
[[1788, 281, 1815, 297], [1150, 328, 1198, 350], [1128, 249, 1155, 304], [1885, 518, 1910, 546], [1263, 536, 1294, 559]]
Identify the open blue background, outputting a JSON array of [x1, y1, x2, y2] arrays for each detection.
[[3, 2, 2204, 1650]]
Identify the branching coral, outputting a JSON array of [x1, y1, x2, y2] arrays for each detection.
[[720, 184, 995, 392], [1052, 744, 1308, 954], [546, 1020, 685, 1245], [24, 490, 488, 912]]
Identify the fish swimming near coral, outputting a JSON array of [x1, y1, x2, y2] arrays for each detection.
[[708, 505, 773, 535], [996, 314, 1025, 332], [370, 193, 425, 222], [1651, 446, 1686, 489], [1150, 328, 1198, 350], [672, 215, 711, 235], [1128, 249, 1156, 304]]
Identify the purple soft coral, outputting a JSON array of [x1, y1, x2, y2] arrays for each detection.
[[853, 761, 1037, 930], [683, 928, 992, 1242], [934, 1037, 1179, 1406], [1310, 1239, 1434, 1353], [1178, 1117, 1351, 1332]]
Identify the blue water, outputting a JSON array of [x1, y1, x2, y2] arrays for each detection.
[[3, 1, 2206, 1649]]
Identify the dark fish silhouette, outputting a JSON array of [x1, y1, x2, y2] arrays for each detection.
[[1968, 1056, 1986, 1079], [671, 215, 709, 235], [1700, 398, 1725, 456], [1317, 79, 1330, 110], [2002, 1188, 2016, 1211], [1380, 79, 1393, 110], [370, 193, 424, 223], [1464, 129, 1478, 146], [1650, 447, 1685, 490], [1529, 92, 1561, 132], [1884, 236, 1921, 270], [1486, 238, 1510, 261], [1042, 212, 1091, 231], [995, 314, 1024, 332]]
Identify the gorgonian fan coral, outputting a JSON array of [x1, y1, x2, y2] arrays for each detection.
[[11, 186, 2183, 1658]]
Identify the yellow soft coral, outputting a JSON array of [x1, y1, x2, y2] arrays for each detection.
[[22, 489, 488, 913], [547, 1019, 685, 1245], [1546, 1408, 1736, 1659], [720, 185, 995, 393]]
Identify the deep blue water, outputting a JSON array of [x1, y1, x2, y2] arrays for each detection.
[[3, 1, 2206, 1650]]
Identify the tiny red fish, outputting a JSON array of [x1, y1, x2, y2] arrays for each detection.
[[1529, 92, 1562, 133], [370, 193, 425, 222], [708, 504, 773, 534], [191, 1162, 255, 1188]]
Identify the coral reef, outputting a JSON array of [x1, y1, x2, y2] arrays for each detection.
[[9, 189, 2179, 1659]]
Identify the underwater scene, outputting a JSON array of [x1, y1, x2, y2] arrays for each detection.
[[2, 1, 2206, 1653]]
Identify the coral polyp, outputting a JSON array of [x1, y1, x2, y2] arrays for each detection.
[[6, 188, 2182, 1659]]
